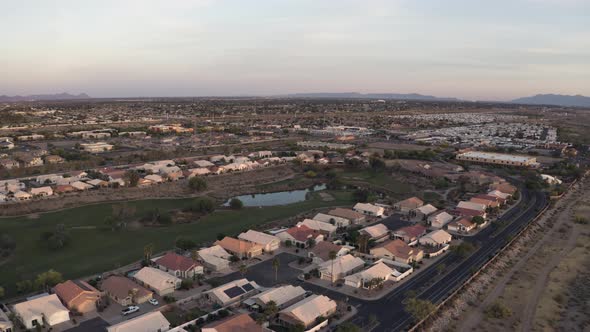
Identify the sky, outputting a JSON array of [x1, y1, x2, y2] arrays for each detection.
[[0, 0, 589, 100]]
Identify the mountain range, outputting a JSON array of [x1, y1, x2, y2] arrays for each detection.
[[510, 94, 590, 108], [1, 92, 589, 108], [0, 93, 90, 102]]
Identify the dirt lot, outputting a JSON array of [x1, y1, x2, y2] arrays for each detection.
[[0, 165, 296, 217], [451, 176, 590, 332]]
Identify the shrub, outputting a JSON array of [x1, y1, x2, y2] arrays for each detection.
[[229, 198, 243, 210]]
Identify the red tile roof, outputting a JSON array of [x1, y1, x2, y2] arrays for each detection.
[[155, 252, 201, 272], [394, 225, 427, 239], [286, 225, 322, 242], [53, 280, 100, 304]]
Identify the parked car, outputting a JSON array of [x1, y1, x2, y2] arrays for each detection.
[[148, 298, 159, 306], [121, 306, 139, 316]]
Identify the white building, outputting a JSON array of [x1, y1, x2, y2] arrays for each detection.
[[428, 211, 454, 229], [418, 230, 452, 247], [133, 267, 182, 296], [297, 219, 337, 237], [344, 261, 408, 288], [279, 295, 337, 331], [198, 245, 232, 271], [206, 279, 260, 306], [359, 223, 390, 242], [312, 213, 350, 227], [249, 285, 306, 309], [13, 294, 70, 329], [238, 230, 281, 253], [353, 203, 385, 217], [318, 254, 365, 283], [107, 311, 170, 332]]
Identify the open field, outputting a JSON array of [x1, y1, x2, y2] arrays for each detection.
[[337, 169, 417, 195], [0, 190, 353, 297]]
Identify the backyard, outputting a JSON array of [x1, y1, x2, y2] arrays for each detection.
[[0, 190, 353, 297]]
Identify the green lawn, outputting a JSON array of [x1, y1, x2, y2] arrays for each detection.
[[0, 191, 352, 296], [337, 169, 414, 194]]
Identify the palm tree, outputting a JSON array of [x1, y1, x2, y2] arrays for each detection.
[[272, 257, 280, 282], [328, 250, 337, 286], [143, 243, 154, 263], [239, 264, 248, 277], [264, 300, 279, 321], [128, 288, 139, 304]]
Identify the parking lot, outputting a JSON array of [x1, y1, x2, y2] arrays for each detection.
[[208, 252, 302, 287]]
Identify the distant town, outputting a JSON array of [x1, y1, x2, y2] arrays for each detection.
[[0, 97, 588, 332]]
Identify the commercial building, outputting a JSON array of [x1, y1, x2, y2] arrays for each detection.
[[456, 151, 537, 167]]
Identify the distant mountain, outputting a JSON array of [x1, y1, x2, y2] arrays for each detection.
[[511, 94, 590, 108], [0, 93, 91, 102], [281, 92, 459, 101]]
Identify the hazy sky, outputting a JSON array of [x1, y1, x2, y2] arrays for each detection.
[[1, 0, 589, 100]]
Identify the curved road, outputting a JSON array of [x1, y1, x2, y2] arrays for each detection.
[[302, 183, 547, 332]]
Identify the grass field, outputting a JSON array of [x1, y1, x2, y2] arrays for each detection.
[[0, 190, 352, 296], [337, 169, 414, 194]]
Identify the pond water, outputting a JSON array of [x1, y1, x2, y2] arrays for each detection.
[[223, 184, 327, 207]]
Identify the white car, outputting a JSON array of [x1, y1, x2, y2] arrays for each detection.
[[148, 298, 159, 306], [121, 306, 139, 316]]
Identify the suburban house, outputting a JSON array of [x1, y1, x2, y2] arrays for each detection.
[[418, 230, 452, 247], [144, 174, 164, 184], [30, 186, 53, 197], [452, 207, 486, 220], [312, 213, 350, 227], [107, 311, 170, 332], [359, 223, 390, 242], [154, 252, 204, 279], [71, 181, 93, 191], [53, 280, 102, 314], [370, 239, 424, 264], [13, 190, 32, 201], [278, 295, 337, 331], [489, 182, 517, 195], [428, 211, 454, 229], [18, 155, 43, 168], [277, 225, 324, 248], [187, 167, 211, 177], [308, 241, 350, 264], [327, 208, 366, 224], [297, 219, 337, 238], [44, 155, 65, 164], [249, 285, 306, 310], [474, 194, 505, 206], [101, 275, 153, 306], [238, 230, 281, 253], [344, 261, 406, 288], [215, 237, 264, 259], [133, 267, 182, 296], [194, 160, 215, 168], [13, 294, 70, 329], [457, 201, 487, 213], [353, 203, 385, 217], [198, 245, 232, 271], [202, 313, 264, 332], [318, 254, 365, 283], [392, 225, 427, 244], [206, 279, 260, 306], [0, 307, 13, 332], [54, 185, 76, 194], [412, 204, 438, 220], [487, 190, 511, 200], [394, 197, 424, 214], [470, 197, 499, 208], [0, 158, 19, 170], [447, 218, 476, 233]]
